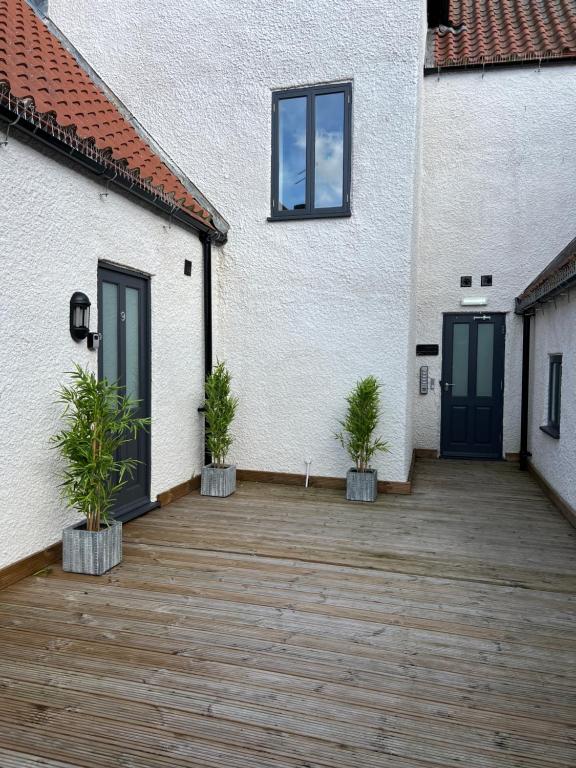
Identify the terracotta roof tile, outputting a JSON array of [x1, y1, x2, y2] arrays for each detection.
[[518, 235, 576, 297], [0, 0, 213, 226], [516, 234, 576, 311], [434, 1, 576, 68]]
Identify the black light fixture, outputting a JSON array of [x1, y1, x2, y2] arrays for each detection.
[[69, 291, 91, 341]]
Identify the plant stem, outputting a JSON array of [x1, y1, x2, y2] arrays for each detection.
[[92, 432, 99, 531]]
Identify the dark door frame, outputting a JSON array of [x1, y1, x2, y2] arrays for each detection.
[[97, 261, 156, 522], [440, 311, 506, 460]]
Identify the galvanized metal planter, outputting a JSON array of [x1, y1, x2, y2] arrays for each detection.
[[62, 520, 122, 575], [346, 468, 378, 502], [201, 464, 237, 497]]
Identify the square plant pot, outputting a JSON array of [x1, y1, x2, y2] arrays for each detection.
[[201, 464, 237, 497], [346, 468, 378, 503], [62, 520, 122, 576]]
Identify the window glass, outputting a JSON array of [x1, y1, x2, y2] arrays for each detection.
[[278, 96, 307, 211], [102, 282, 118, 384], [548, 356, 562, 429], [476, 323, 494, 397], [272, 84, 351, 218], [314, 92, 344, 208], [452, 323, 469, 397], [125, 287, 140, 402]]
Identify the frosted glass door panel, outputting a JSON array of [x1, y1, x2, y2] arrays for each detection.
[[476, 324, 494, 397], [125, 287, 140, 402], [452, 324, 469, 397], [102, 282, 118, 384]]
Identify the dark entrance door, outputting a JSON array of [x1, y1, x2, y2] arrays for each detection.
[[440, 313, 505, 459], [98, 264, 151, 520]]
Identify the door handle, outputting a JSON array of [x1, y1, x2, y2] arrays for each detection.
[[442, 381, 454, 392]]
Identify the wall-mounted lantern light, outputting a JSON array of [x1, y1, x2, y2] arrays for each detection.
[[69, 291, 91, 341]]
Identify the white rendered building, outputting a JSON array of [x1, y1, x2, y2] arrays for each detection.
[[1, 0, 575, 569]]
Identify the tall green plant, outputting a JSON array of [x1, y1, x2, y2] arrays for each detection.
[[51, 364, 150, 532], [204, 361, 238, 468], [335, 376, 389, 472]]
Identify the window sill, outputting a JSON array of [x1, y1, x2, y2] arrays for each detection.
[[268, 211, 351, 223], [540, 425, 560, 439]]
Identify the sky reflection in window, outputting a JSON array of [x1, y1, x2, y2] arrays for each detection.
[[278, 97, 307, 211], [314, 93, 344, 208]]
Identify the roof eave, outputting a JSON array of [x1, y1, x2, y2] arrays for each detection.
[[516, 255, 576, 315], [426, 53, 576, 75], [39, 9, 229, 243], [0, 96, 217, 239]]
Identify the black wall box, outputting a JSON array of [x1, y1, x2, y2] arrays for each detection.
[[416, 344, 439, 356]]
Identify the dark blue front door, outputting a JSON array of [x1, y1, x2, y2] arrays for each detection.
[[441, 313, 505, 459], [98, 264, 151, 519]]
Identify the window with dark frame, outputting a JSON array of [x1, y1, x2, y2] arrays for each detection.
[[270, 83, 352, 220], [542, 354, 562, 439]]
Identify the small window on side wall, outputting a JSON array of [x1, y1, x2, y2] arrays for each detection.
[[542, 354, 562, 439], [270, 83, 352, 220]]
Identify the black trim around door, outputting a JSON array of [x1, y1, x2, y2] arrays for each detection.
[[440, 312, 506, 459], [98, 263, 154, 521]]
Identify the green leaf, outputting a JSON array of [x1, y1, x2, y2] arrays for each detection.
[[203, 360, 238, 467], [51, 364, 151, 531], [335, 375, 390, 471]]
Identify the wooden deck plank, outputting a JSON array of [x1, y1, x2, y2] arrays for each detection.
[[0, 459, 575, 767]]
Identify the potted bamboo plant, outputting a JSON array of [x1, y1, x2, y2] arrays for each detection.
[[201, 361, 238, 497], [335, 376, 389, 502], [52, 364, 150, 575]]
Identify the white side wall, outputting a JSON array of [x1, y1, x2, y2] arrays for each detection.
[[416, 65, 576, 455], [49, 0, 426, 482], [0, 136, 205, 569], [528, 302, 576, 511]]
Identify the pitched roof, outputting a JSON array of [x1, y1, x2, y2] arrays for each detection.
[[516, 234, 576, 313], [0, 0, 214, 229], [433, 1, 576, 69]]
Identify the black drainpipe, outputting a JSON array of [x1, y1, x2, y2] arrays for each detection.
[[519, 312, 532, 470], [201, 233, 213, 467]]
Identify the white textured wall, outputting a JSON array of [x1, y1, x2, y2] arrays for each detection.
[[0, 135, 205, 569], [528, 303, 576, 510], [49, 0, 426, 482], [416, 65, 576, 454]]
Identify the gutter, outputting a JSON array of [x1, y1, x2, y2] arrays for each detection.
[[30, 2, 229, 241], [519, 313, 532, 471], [201, 234, 213, 467], [0, 100, 214, 238], [515, 257, 576, 315], [515, 245, 576, 472], [2, 93, 220, 472], [425, 57, 576, 76]]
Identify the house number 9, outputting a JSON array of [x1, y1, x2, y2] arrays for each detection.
[[120, 311, 126, 322]]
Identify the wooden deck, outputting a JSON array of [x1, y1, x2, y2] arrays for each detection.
[[0, 459, 575, 767]]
